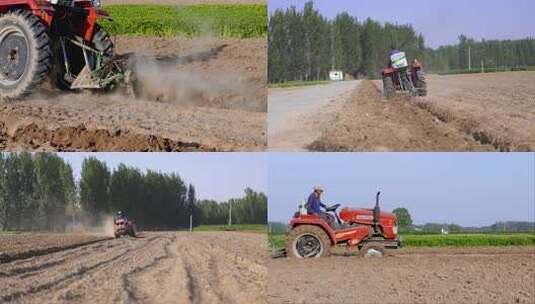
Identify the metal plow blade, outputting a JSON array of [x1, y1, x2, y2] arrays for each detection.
[[70, 54, 136, 98]]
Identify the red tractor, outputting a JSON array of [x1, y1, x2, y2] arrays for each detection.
[[382, 53, 427, 99], [113, 216, 136, 238], [0, 0, 133, 100], [287, 192, 401, 258]]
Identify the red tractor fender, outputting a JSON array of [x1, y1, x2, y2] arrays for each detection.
[[289, 215, 338, 245], [289, 215, 372, 247], [382, 66, 395, 76], [0, 0, 55, 25], [77, 1, 112, 42]]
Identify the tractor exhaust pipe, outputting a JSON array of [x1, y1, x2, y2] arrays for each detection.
[[373, 191, 381, 233]]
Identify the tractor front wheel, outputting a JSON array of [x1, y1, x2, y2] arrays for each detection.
[[0, 10, 52, 100], [287, 225, 331, 258], [382, 75, 395, 99]]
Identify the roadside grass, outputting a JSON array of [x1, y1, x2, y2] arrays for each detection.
[[434, 66, 535, 75], [100, 4, 266, 38], [194, 224, 267, 232], [268, 80, 333, 88], [0, 230, 22, 235], [268, 232, 535, 250]]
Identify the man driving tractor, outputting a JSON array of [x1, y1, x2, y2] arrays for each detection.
[[307, 186, 335, 227]]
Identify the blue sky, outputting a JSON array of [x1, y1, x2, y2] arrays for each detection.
[[268, 153, 534, 226], [58, 153, 267, 202], [268, 0, 535, 48]]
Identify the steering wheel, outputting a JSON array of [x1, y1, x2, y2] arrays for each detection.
[[324, 203, 340, 212]]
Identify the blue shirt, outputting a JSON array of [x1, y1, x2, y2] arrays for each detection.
[[307, 193, 326, 214]]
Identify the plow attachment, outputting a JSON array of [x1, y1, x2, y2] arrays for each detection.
[[70, 53, 136, 97]]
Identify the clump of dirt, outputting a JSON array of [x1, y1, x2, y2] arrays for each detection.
[[308, 80, 493, 151], [0, 113, 210, 151]]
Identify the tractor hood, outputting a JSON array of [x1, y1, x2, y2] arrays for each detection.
[[339, 207, 397, 225]]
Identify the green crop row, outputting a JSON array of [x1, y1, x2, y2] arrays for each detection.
[[268, 80, 333, 88], [401, 233, 535, 247], [268, 233, 535, 249], [194, 224, 267, 232], [100, 4, 267, 38]]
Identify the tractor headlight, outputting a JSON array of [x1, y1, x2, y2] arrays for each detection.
[[393, 225, 398, 235], [46, 0, 59, 4], [92, 0, 102, 7]]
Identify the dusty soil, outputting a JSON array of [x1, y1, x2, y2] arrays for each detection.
[[104, 0, 265, 4], [0, 37, 267, 152], [0, 233, 109, 263], [309, 80, 494, 151], [310, 72, 535, 151], [268, 246, 535, 304], [0, 231, 267, 303]]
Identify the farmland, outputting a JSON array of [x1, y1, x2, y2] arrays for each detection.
[[0, 231, 267, 303], [268, 232, 535, 303], [0, 3, 267, 151]]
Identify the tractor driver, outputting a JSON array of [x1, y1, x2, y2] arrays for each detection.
[[307, 186, 335, 228], [116, 211, 127, 222]]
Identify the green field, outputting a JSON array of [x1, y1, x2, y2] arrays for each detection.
[[269, 232, 535, 249], [268, 80, 333, 88], [434, 65, 535, 75], [100, 4, 266, 38], [194, 224, 267, 232]]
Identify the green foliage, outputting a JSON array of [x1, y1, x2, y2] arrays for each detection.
[[268, 80, 332, 88], [392, 207, 412, 228], [79, 157, 111, 225], [196, 188, 267, 226], [269, 233, 286, 249], [194, 224, 267, 232], [0, 153, 75, 231], [402, 233, 535, 247], [100, 4, 266, 38], [268, 2, 535, 81]]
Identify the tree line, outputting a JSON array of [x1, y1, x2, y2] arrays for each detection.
[[0, 153, 266, 231], [268, 1, 535, 82]]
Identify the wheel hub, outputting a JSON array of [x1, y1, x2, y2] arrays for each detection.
[[295, 234, 322, 258], [0, 31, 28, 82]]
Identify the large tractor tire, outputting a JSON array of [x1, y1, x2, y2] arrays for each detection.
[[415, 70, 427, 96], [55, 24, 114, 90], [287, 225, 332, 258], [0, 10, 52, 100], [382, 75, 395, 99], [359, 241, 385, 258]]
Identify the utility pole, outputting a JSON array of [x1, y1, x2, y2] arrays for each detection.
[[228, 201, 232, 226], [189, 214, 193, 232]]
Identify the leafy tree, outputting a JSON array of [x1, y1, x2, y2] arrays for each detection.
[[392, 207, 413, 228], [79, 157, 110, 224]]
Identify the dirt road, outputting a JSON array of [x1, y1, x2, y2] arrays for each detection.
[[268, 246, 535, 304], [0, 37, 266, 152], [0, 231, 267, 303], [268, 81, 359, 151]]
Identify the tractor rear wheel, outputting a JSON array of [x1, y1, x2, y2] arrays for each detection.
[[415, 70, 427, 96], [287, 225, 331, 258], [359, 241, 385, 258], [55, 24, 114, 90], [0, 10, 52, 100], [382, 75, 395, 99]]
